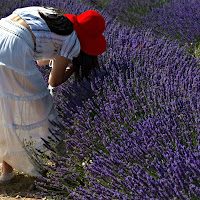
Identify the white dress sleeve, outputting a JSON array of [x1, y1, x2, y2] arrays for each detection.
[[58, 31, 81, 60]]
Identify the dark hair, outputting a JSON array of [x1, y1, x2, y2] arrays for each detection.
[[72, 50, 100, 82], [38, 6, 74, 35], [39, 6, 101, 81]]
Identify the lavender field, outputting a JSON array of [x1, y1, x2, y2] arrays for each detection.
[[1, 0, 200, 199]]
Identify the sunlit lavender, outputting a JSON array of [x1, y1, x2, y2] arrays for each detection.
[[82, 0, 171, 28], [1, 0, 200, 199], [143, 0, 200, 55]]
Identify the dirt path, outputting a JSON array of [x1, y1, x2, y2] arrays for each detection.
[[0, 168, 41, 200]]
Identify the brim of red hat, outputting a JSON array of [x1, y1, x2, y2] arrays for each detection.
[[78, 33, 107, 56]]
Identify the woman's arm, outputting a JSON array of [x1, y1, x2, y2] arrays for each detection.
[[48, 55, 73, 87]]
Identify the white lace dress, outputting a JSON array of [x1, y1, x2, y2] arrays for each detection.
[[0, 18, 61, 176]]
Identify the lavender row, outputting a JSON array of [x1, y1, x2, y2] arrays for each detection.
[[85, 0, 200, 58], [82, 0, 171, 27], [55, 28, 200, 198], [143, 0, 200, 56]]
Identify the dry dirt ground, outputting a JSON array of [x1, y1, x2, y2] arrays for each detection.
[[0, 167, 41, 200]]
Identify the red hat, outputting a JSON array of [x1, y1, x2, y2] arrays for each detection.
[[64, 10, 107, 56]]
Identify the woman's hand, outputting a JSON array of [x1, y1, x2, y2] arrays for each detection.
[[48, 55, 73, 87], [62, 64, 75, 83]]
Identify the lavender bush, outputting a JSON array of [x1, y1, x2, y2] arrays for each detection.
[[142, 0, 200, 58], [42, 23, 200, 199], [81, 0, 171, 29], [0, 0, 200, 199], [0, 0, 26, 16], [83, 0, 200, 59]]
